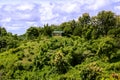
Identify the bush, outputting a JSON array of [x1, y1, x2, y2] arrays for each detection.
[[107, 62, 120, 72], [93, 37, 116, 61], [80, 62, 103, 80], [51, 51, 69, 74]]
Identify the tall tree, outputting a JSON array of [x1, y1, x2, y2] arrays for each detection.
[[63, 23, 72, 36], [0, 27, 7, 36], [43, 24, 53, 36], [116, 15, 120, 27], [78, 13, 90, 26], [26, 27, 39, 40], [97, 11, 116, 35]]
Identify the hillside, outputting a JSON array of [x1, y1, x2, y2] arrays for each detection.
[[0, 36, 120, 80], [0, 10, 120, 80]]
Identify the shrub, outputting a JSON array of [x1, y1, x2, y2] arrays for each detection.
[[93, 37, 116, 61], [80, 62, 103, 80], [107, 62, 120, 72], [51, 51, 69, 74]]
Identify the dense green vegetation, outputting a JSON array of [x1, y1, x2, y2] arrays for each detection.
[[0, 10, 120, 80]]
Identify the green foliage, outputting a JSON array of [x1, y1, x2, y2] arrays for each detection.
[[0, 27, 7, 36], [108, 28, 120, 38], [107, 62, 120, 72], [80, 62, 103, 80], [26, 27, 40, 40], [78, 13, 90, 25], [0, 33, 19, 52], [0, 36, 120, 79], [63, 22, 73, 36], [0, 38, 7, 50], [1, 10, 120, 80], [51, 50, 69, 74], [96, 37, 116, 60], [97, 11, 116, 35], [43, 24, 53, 36]]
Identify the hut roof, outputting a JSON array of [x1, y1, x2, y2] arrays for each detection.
[[52, 31, 64, 33]]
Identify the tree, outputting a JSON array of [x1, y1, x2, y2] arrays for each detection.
[[52, 51, 69, 74], [78, 13, 90, 26], [59, 22, 73, 36], [108, 27, 120, 38], [26, 27, 39, 40], [97, 11, 116, 35], [77, 13, 91, 38], [70, 19, 76, 30], [116, 15, 120, 27], [63, 22, 73, 36], [0, 27, 7, 36], [73, 25, 82, 36], [90, 16, 102, 39], [96, 37, 116, 60], [43, 24, 53, 36], [0, 38, 7, 49]]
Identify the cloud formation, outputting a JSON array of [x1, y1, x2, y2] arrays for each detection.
[[115, 6, 120, 10], [0, 0, 119, 34], [16, 3, 35, 11]]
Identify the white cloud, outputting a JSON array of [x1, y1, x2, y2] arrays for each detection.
[[86, 0, 109, 10], [39, 2, 59, 21], [0, 17, 11, 22], [19, 13, 31, 19], [3, 5, 15, 11], [26, 21, 36, 25], [12, 13, 31, 20], [7, 26, 22, 30], [74, 0, 94, 5], [60, 2, 80, 13], [26, 21, 39, 27], [38, 1, 80, 25], [111, 0, 120, 2], [2, 24, 22, 30], [114, 6, 120, 14], [0, 5, 2, 9], [114, 6, 120, 10], [16, 3, 35, 10]]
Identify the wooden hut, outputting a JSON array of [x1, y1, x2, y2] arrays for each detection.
[[52, 31, 64, 36]]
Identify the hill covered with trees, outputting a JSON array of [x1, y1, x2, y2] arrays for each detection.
[[0, 10, 120, 80]]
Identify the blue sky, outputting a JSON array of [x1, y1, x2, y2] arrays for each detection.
[[0, 0, 120, 35]]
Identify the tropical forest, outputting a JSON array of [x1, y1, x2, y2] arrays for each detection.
[[0, 10, 120, 80]]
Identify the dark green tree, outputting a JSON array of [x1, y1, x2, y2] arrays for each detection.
[[97, 11, 116, 35], [0, 38, 7, 49], [96, 37, 116, 60], [73, 25, 82, 36], [43, 24, 53, 36], [26, 27, 39, 40], [0, 27, 7, 36], [116, 15, 120, 27], [63, 23, 73, 36], [78, 13, 90, 26]]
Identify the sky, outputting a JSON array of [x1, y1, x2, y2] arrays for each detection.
[[0, 0, 120, 35]]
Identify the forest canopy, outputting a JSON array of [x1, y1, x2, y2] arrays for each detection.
[[0, 10, 120, 80]]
